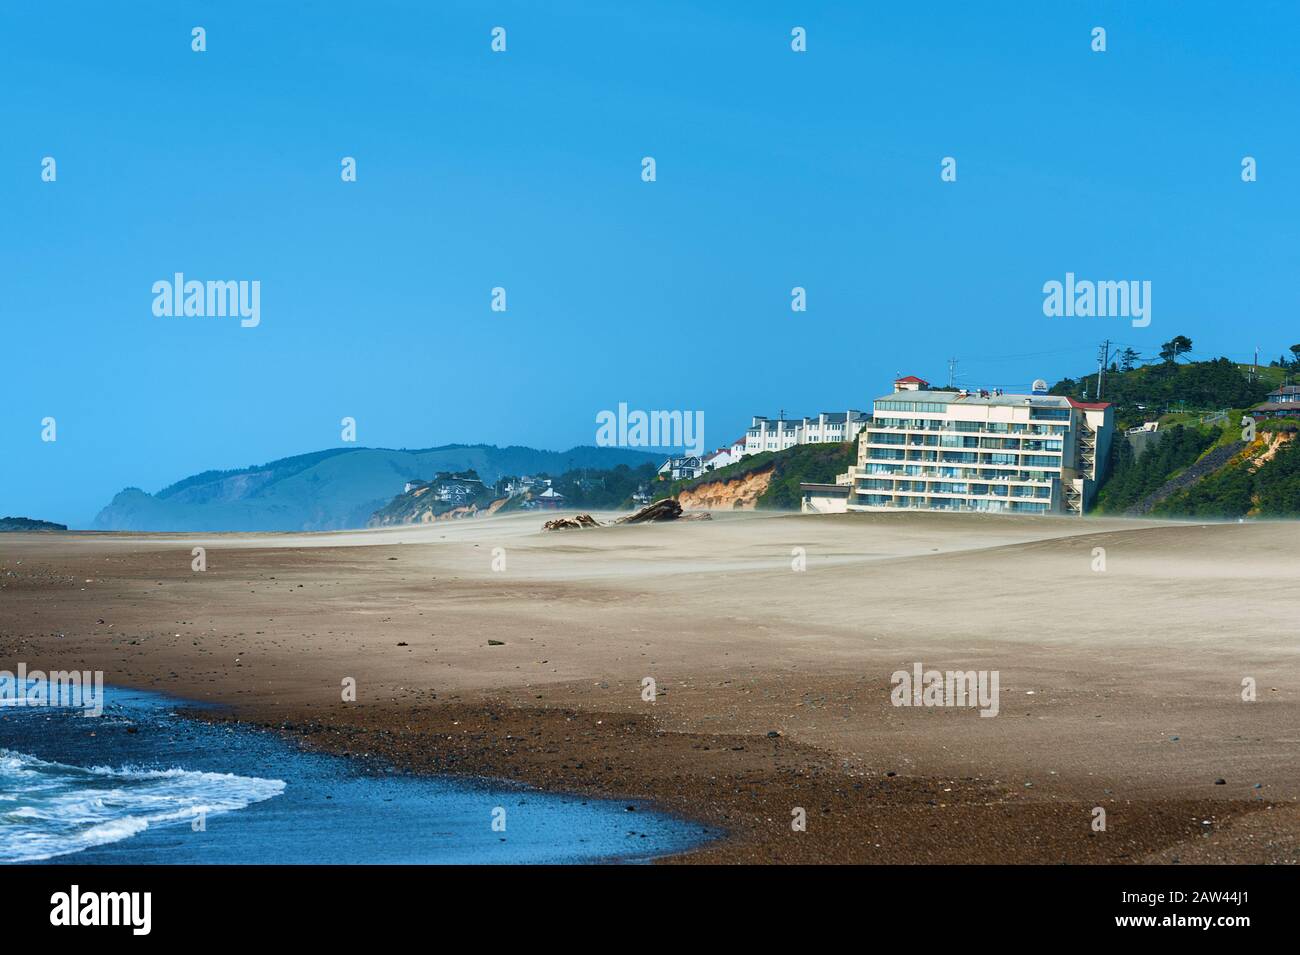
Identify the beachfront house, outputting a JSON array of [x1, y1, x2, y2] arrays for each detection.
[[535, 486, 566, 509], [701, 447, 739, 472], [658, 456, 703, 481]]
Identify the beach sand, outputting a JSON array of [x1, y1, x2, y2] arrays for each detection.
[[2, 510, 1297, 863]]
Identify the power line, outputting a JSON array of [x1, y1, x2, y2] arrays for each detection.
[[956, 346, 1081, 364]]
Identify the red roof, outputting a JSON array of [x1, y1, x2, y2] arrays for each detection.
[[894, 375, 930, 384], [1066, 398, 1111, 410]]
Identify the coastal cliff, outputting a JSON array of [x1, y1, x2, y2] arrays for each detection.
[[676, 465, 774, 510], [658, 441, 857, 511]]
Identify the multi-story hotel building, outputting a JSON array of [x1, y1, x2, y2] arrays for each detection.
[[801, 376, 1113, 516]]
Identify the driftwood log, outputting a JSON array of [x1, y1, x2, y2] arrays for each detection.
[[542, 498, 699, 531], [541, 513, 602, 531], [614, 499, 682, 524]]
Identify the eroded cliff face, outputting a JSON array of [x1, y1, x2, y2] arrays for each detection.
[[368, 498, 506, 527], [1250, 430, 1295, 470], [676, 466, 774, 510]]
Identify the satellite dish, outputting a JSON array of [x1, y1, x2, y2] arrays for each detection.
[[1031, 378, 1049, 395]]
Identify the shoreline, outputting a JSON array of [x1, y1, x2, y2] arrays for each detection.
[[2, 682, 705, 865], [198, 693, 1283, 865]]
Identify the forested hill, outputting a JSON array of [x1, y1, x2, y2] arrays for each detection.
[[1050, 356, 1271, 429], [1051, 350, 1300, 518]]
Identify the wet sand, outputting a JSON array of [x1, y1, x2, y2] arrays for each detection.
[[2, 510, 1297, 863]]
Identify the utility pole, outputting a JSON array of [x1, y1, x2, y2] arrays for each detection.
[[947, 357, 958, 389], [1096, 340, 1111, 400]]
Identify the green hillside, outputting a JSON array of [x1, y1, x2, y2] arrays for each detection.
[[1046, 350, 1300, 517], [1051, 356, 1271, 430], [1153, 426, 1300, 518], [1092, 424, 1220, 514]]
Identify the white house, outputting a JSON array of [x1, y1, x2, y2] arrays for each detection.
[[433, 476, 486, 504], [701, 447, 739, 471], [742, 410, 868, 457]]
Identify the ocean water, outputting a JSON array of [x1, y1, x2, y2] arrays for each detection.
[[0, 685, 713, 864]]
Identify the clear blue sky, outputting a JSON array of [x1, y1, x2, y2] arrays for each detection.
[[3, 1, 1298, 526]]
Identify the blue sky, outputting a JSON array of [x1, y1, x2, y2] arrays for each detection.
[[3, 1, 1298, 526]]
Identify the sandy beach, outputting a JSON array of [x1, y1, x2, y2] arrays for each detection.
[[2, 510, 1297, 863]]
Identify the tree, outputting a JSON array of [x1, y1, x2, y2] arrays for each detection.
[[1289, 344, 1300, 368], [1118, 347, 1140, 371], [1160, 335, 1193, 362]]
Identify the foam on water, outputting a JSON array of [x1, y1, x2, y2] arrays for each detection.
[[0, 749, 285, 863], [0, 682, 713, 864]]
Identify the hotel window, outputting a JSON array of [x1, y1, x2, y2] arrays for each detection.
[[875, 400, 950, 414]]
